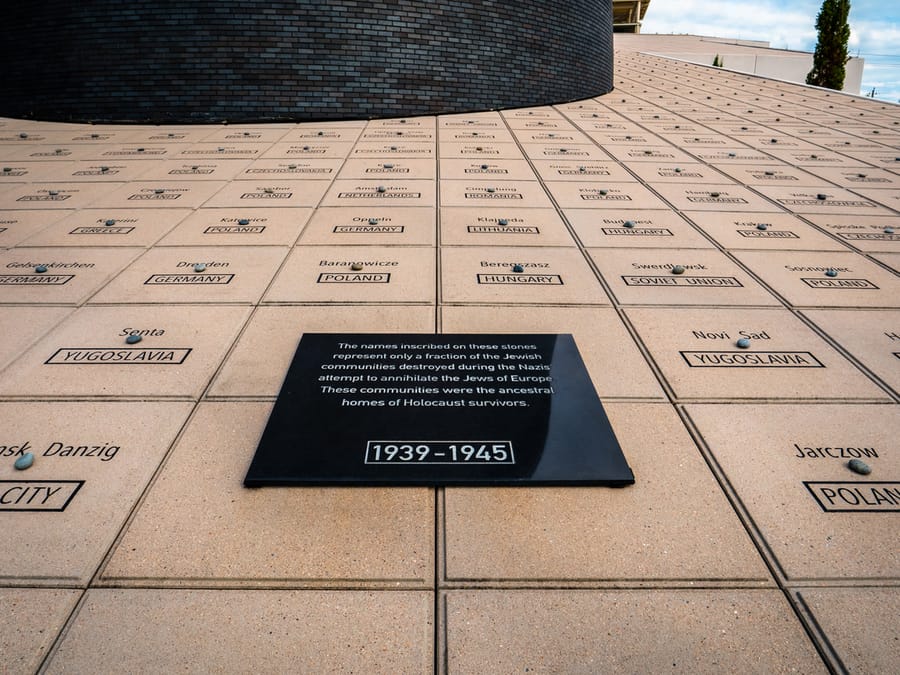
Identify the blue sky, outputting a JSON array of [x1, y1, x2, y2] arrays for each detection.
[[641, 0, 900, 103]]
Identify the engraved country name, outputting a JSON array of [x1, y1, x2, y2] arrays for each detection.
[[801, 278, 879, 289], [804, 481, 900, 512], [679, 351, 824, 367], [468, 225, 539, 234], [0, 274, 74, 285], [333, 225, 404, 233], [46, 347, 192, 364], [602, 227, 672, 236], [317, 272, 391, 283], [622, 276, 742, 286], [69, 226, 135, 235], [145, 273, 234, 285], [477, 274, 563, 285]]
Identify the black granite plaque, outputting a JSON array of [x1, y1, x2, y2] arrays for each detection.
[[244, 334, 634, 486]]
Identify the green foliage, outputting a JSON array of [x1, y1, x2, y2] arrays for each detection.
[[806, 0, 851, 90]]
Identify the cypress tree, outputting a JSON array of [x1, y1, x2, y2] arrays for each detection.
[[806, 0, 851, 90]]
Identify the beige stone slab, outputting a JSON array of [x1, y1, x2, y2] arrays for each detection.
[[502, 107, 565, 120], [350, 141, 434, 158], [320, 179, 436, 208], [279, 126, 364, 143], [590, 248, 779, 306], [626, 307, 886, 401], [264, 246, 435, 303], [444, 589, 822, 673], [1, 162, 58, 183], [0, 247, 142, 305], [438, 142, 524, 159], [764, 147, 862, 168], [200, 127, 290, 144], [366, 115, 436, 129], [297, 207, 434, 246], [687, 146, 782, 164], [439, 181, 552, 208], [626, 161, 727, 184], [337, 157, 435, 180], [209, 305, 434, 397], [88, 246, 288, 305], [444, 402, 769, 581], [131, 159, 252, 181], [651, 183, 783, 213], [5, 144, 103, 161], [545, 181, 671, 210], [439, 159, 536, 181], [802, 214, 900, 253], [175, 142, 268, 160], [91, 144, 185, 160], [440, 127, 515, 143], [9, 161, 148, 183], [0, 210, 68, 247], [569, 119, 636, 133], [850, 185, 900, 212], [585, 130, 663, 145], [685, 404, 900, 580], [101, 402, 434, 586], [820, 137, 892, 153], [521, 143, 610, 161], [236, 157, 342, 181], [529, 159, 635, 183], [438, 113, 505, 129], [0, 401, 191, 584], [201, 179, 329, 208], [798, 588, 900, 674], [159, 207, 311, 247], [713, 163, 830, 187], [259, 141, 355, 159], [686, 211, 849, 251], [86, 181, 226, 210], [603, 144, 698, 163], [21, 208, 190, 248], [733, 250, 900, 308], [803, 165, 900, 190], [0, 588, 79, 673], [752, 185, 890, 216], [47, 589, 431, 672], [1, 182, 122, 210], [0, 305, 250, 399], [441, 246, 608, 305], [802, 309, 900, 394], [440, 306, 664, 399], [121, 128, 217, 143], [566, 209, 713, 249], [440, 207, 574, 247], [845, 152, 900, 172], [0, 306, 72, 371]]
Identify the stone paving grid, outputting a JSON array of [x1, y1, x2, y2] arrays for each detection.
[[0, 44, 898, 673]]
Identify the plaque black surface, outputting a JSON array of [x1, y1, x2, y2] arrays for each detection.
[[244, 334, 634, 487]]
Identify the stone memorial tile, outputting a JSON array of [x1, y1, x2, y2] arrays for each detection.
[[297, 207, 434, 246], [209, 305, 434, 398], [439, 113, 505, 129], [713, 163, 827, 187], [546, 181, 670, 210], [685, 212, 848, 251], [529, 159, 634, 183], [847, 152, 900, 172], [438, 142, 524, 159], [132, 159, 252, 181], [176, 142, 268, 160], [566, 209, 713, 249], [0, 162, 84, 182], [279, 126, 364, 143], [658, 134, 737, 149], [686, 404, 900, 579], [739, 134, 822, 151], [650, 183, 783, 213], [101, 402, 434, 586], [0, 306, 72, 371], [802, 214, 900, 253], [89, 246, 286, 305], [763, 148, 860, 167], [123, 128, 217, 143], [802, 309, 900, 394], [362, 126, 435, 142], [236, 158, 342, 181], [584, 130, 663, 145], [688, 147, 780, 164], [200, 127, 290, 144], [0, 588, 79, 673], [440, 207, 574, 247], [46, 589, 431, 672], [440, 306, 664, 399], [625, 162, 728, 184], [820, 137, 891, 153], [0, 247, 141, 305], [849, 185, 900, 212], [0, 305, 250, 399], [520, 143, 610, 161], [439, 159, 536, 181], [260, 141, 355, 159], [626, 307, 886, 401], [502, 108, 565, 120], [798, 588, 900, 674], [0, 401, 192, 584], [90, 144, 183, 160], [444, 402, 768, 581], [6, 145, 99, 162], [159, 207, 311, 247], [640, 122, 706, 135], [87, 181, 226, 210], [733, 250, 900, 308], [752, 185, 889, 216], [570, 119, 637, 132], [351, 142, 434, 158], [590, 248, 779, 306], [42, 161, 152, 183], [338, 158, 436, 181], [439, 181, 552, 208], [22, 209, 191, 248], [1, 182, 120, 210], [443, 589, 821, 672], [702, 122, 777, 135], [201, 180, 329, 208], [603, 144, 697, 163], [264, 246, 434, 304], [366, 116, 436, 129], [320, 180, 436, 208], [803, 165, 900, 190], [440, 247, 609, 305], [442, 127, 515, 143], [0, 210, 67, 248]]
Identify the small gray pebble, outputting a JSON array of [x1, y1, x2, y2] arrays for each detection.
[[126, 334, 142, 344], [825, 269, 838, 277], [34, 265, 47, 273], [14, 452, 34, 470], [623, 220, 635, 228], [105, 219, 116, 226], [848, 458, 872, 475], [238, 219, 250, 225], [512, 264, 524, 273], [671, 265, 686, 275], [351, 263, 363, 271], [736, 338, 751, 349], [757, 223, 768, 231], [368, 218, 379, 224], [498, 219, 509, 226], [194, 263, 207, 272]]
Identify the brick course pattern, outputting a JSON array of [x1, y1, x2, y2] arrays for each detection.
[[0, 0, 614, 123]]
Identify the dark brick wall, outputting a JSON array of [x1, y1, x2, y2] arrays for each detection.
[[0, 0, 613, 123]]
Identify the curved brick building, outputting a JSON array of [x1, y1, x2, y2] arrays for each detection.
[[0, 0, 614, 123]]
